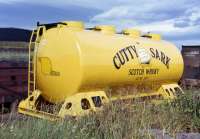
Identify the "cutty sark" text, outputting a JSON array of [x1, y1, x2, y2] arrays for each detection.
[[113, 45, 171, 70]]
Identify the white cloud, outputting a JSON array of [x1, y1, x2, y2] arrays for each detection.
[[188, 8, 200, 22], [0, 0, 114, 10], [0, 0, 200, 46], [0, 0, 22, 4], [88, 1, 200, 47], [92, 6, 129, 20]]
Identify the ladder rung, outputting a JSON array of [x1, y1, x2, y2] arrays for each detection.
[[29, 71, 34, 74], [30, 42, 39, 46], [33, 30, 38, 33], [30, 43, 38, 46], [29, 52, 34, 55], [31, 40, 39, 43], [29, 81, 35, 84]]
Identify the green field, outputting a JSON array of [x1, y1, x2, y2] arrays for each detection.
[[0, 90, 199, 139]]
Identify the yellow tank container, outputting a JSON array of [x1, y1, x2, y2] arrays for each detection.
[[36, 21, 183, 103], [18, 21, 184, 120]]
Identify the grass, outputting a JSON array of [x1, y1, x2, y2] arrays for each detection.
[[0, 89, 200, 139]]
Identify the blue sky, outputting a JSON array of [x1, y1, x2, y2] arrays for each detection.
[[0, 0, 200, 47]]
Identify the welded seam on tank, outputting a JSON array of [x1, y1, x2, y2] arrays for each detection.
[[75, 35, 84, 87]]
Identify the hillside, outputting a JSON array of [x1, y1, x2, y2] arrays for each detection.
[[0, 28, 31, 42]]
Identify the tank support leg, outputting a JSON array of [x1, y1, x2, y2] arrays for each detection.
[[18, 90, 61, 121]]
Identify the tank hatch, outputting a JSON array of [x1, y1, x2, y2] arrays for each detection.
[[122, 29, 141, 38], [142, 33, 162, 41], [62, 21, 84, 29], [93, 25, 116, 34], [37, 21, 84, 30]]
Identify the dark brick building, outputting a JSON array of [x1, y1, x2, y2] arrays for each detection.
[[181, 45, 200, 87], [0, 42, 28, 113]]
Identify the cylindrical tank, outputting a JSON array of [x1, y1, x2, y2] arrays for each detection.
[[36, 21, 184, 103]]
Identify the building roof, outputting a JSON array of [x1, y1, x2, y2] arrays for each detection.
[[182, 45, 200, 48]]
